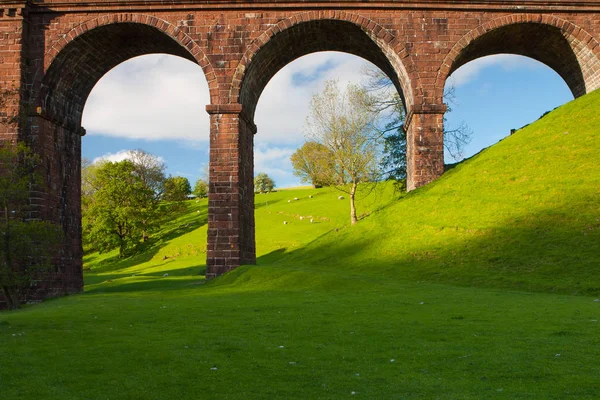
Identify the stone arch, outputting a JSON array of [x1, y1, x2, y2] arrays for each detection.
[[435, 14, 600, 102], [230, 11, 417, 120], [37, 13, 216, 131]]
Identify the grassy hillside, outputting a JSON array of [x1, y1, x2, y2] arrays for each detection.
[[1, 89, 599, 399], [263, 88, 600, 294]]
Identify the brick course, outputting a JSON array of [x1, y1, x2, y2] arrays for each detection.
[[2, 0, 600, 305]]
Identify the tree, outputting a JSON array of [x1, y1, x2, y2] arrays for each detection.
[[193, 178, 208, 198], [254, 173, 275, 193], [362, 67, 472, 182], [128, 149, 166, 199], [0, 143, 62, 310], [85, 160, 158, 257], [163, 176, 192, 201], [290, 141, 335, 188], [305, 80, 382, 225]]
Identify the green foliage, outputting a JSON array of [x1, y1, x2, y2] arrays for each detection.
[[193, 178, 208, 198], [305, 79, 383, 224], [379, 93, 407, 181], [363, 68, 471, 181], [85, 160, 158, 258], [0, 143, 61, 310], [254, 172, 275, 193], [128, 149, 167, 198], [290, 141, 334, 188], [163, 176, 192, 201]]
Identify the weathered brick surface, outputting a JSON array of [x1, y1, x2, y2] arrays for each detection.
[[2, 0, 600, 305]]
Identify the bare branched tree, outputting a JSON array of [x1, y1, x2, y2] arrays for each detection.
[[128, 149, 167, 199], [362, 67, 473, 180], [305, 80, 383, 225]]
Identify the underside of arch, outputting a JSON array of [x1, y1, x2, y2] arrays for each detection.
[[238, 19, 408, 120], [40, 23, 197, 131], [449, 23, 586, 98]]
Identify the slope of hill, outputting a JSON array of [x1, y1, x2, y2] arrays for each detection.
[[228, 88, 599, 295]]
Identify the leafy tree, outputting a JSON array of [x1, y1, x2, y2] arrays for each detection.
[[0, 143, 62, 310], [305, 80, 382, 225], [85, 160, 158, 257], [128, 149, 166, 199], [254, 173, 275, 193], [362, 67, 472, 182], [163, 176, 192, 201], [193, 178, 208, 198], [290, 141, 335, 188]]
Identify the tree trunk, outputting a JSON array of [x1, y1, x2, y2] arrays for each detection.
[[350, 181, 358, 225], [2, 206, 19, 309], [1, 286, 19, 310]]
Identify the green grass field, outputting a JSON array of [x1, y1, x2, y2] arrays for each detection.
[[1, 89, 599, 399]]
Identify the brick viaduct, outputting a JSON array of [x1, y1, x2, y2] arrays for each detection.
[[1, 0, 600, 304]]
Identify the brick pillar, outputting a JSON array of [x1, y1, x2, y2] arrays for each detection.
[[205, 104, 256, 279], [26, 112, 85, 300], [0, 4, 27, 141], [405, 104, 446, 191]]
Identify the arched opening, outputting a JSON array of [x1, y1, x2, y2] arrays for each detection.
[[439, 20, 593, 163], [444, 54, 573, 162], [40, 23, 201, 131], [32, 21, 211, 293], [253, 51, 392, 187], [206, 16, 412, 276], [251, 51, 398, 257], [237, 19, 410, 120], [447, 23, 587, 98]]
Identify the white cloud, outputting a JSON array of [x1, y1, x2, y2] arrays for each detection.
[[253, 144, 297, 188], [92, 149, 165, 165], [83, 52, 377, 149], [448, 54, 543, 87], [82, 54, 210, 142]]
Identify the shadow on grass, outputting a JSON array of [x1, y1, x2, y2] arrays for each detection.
[[85, 265, 206, 295], [257, 248, 288, 264], [254, 198, 282, 209], [86, 202, 208, 275], [270, 202, 600, 295]]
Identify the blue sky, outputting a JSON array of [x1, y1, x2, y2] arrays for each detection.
[[81, 52, 573, 188]]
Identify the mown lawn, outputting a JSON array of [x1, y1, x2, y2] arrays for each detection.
[[2, 272, 600, 399]]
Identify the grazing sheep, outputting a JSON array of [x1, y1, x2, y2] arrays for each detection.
[[338, 196, 345, 200], [283, 221, 288, 225]]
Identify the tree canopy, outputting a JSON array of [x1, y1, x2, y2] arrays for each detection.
[[163, 176, 192, 202], [254, 173, 275, 193], [362, 67, 472, 182], [193, 178, 208, 198], [290, 141, 335, 188], [305, 80, 382, 225], [0, 143, 61, 310], [84, 160, 158, 257]]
